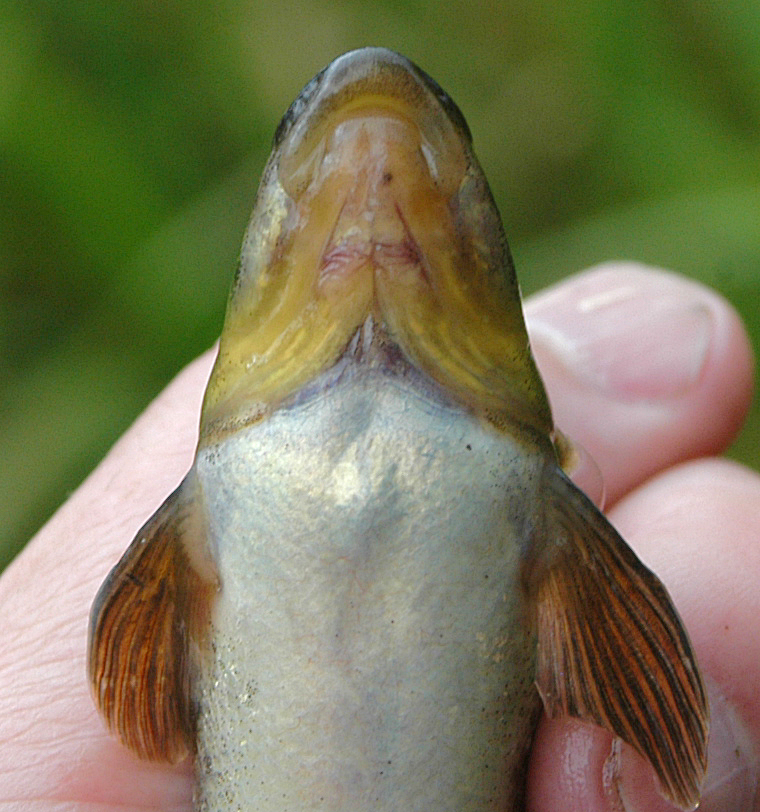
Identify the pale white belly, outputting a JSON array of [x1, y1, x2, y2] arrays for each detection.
[[193, 372, 545, 811]]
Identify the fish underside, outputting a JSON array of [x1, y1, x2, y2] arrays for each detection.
[[88, 48, 708, 812], [193, 323, 543, 811]]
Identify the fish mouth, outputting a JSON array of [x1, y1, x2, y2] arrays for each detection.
[[201, 49, 551, 440], [276, 48, 471, 201], [274, 49, 471, 159]]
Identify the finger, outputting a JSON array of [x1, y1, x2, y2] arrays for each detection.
[[525, 262, 754, 504], [528, 458, 760, 811], [0, 351, 214, 809]]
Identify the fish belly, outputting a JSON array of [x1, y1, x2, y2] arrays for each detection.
[[194, 375, 544, 811]]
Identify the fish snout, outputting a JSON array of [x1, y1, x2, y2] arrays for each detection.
[[276, 47, 469, 203]]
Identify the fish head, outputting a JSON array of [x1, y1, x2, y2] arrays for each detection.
[[200, 47, 552, 442]]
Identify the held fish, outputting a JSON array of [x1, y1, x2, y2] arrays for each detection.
[[88, 48, 708, 811]]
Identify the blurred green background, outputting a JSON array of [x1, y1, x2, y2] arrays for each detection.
[[2, 1, 759, 570]]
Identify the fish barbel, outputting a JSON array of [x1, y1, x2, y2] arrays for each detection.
[[88, 48, 708, 811]]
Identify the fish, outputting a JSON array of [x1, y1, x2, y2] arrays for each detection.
[[88, 47, 708, 811]]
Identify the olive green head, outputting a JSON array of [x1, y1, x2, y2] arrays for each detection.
[[201, 48, 551, 440]]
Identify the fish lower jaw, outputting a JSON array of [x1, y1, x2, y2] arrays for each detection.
[[318, 237, 425, 290]]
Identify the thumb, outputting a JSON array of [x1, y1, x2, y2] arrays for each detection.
[[525, 262, 753, 504]]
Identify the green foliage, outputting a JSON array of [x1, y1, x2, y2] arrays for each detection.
[[2, 0, 759, 569]]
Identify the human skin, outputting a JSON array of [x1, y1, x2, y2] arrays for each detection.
[[0, 262, 756, 811]]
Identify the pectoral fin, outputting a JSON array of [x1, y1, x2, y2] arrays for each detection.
[[87, 484, 216, 762], [532, 467, 708, 810]]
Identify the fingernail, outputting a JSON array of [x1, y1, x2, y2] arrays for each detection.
[[608, 677, 759, 812], [695, 680, 759, 811], [528, 266, 713, 401]]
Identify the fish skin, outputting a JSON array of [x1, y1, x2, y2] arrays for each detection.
[[88, 48, 708, 811], [193, 323, 545, 811]]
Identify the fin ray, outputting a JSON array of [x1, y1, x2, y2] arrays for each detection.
[[534, 468, 708, 810], [88, 486, 215, 762]]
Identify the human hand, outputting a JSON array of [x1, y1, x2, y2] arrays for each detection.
[[0, 263, 755, 811], [525, 263, 758, 811]]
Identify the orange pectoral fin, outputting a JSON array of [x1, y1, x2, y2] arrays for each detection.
[[87, 484, 216, 763], [533, 466, 708, 810]]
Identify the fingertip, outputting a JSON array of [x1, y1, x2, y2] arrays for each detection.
[[609, 458, 760, 811], [525, 263, 754, 502], [529, 685, 760, 812], [526, 716, 612, 812], [527, 716, 696, 812]]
